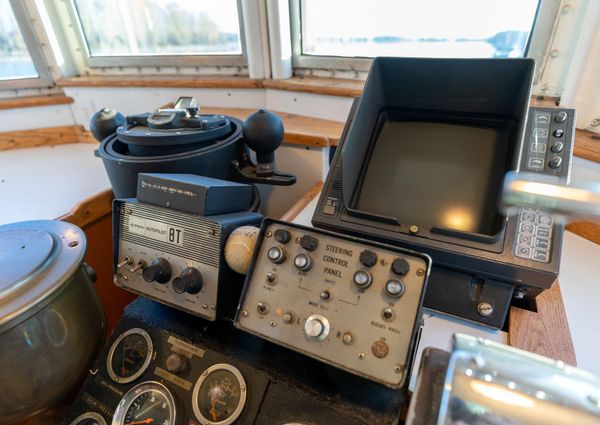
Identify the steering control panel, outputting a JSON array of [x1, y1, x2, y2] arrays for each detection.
[[235, 219, 431, 388]]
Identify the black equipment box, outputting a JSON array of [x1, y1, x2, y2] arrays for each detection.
[[137, 173, 253, 216], [63, 298, 406, 425], [312, 57, 575, 328]]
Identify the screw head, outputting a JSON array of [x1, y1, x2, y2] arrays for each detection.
[[409, 225, 419, 234], [416, 268, 425, 277], [241, 310, 248, 317], [477, 302, 494, 317]]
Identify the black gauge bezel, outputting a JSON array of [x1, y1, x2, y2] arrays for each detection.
[[113, 381, 176, 425], [106, 328, 153, 384]]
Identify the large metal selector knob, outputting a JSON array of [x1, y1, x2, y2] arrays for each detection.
[[304, 314, 330, 341]]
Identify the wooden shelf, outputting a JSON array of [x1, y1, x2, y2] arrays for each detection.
[[57, 76, 263, 89], [0, 94, 73, 110], [263, 77, 364, 97]]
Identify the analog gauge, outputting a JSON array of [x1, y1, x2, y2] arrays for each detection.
[[113, 381, 176, 425], [107, 328, 153, 384], [192, 364, 247, 425], [69, 412, 107, 425]]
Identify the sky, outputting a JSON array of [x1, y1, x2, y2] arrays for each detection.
[[303, 0, 539, 40]]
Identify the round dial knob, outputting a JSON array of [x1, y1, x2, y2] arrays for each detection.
[[142, 258, 172, 283], [359, 250, 378, 267], [274, 228, 291, 244], [352, 270, 372, 289], [165, 353, 188, 374], [267, 246, 286, 264], [304, 314, 330, 341], [294, 253, 312, 271], [391, 258, 410, 276], [385, 279, 405, 298], [299, 234, 319, 251], [172, 267, 203, 294]]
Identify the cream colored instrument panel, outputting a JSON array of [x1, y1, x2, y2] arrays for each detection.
[[235, 219, 431, 388]]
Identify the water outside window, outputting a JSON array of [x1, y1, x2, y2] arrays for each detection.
[[0, 0, 38, 80], [301, 0, 539, 58], [73, 0, 242, 56]]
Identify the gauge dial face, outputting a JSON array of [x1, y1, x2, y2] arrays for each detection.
[[107, 328, 153, 383], [114, 381, 176, 425], [69, 412, 107, 425], [193, 364, 247, 425]]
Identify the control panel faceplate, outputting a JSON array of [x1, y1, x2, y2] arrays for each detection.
[[235, 220, 431, 388], [114, 200, 261, 320]]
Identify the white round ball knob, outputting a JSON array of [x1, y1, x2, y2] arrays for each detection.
[[224, 226, 260, 275]]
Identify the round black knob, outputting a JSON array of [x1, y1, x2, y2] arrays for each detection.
[[549, 156, 562, 169], [553, 129, 564, 138], [89, 108, 125, 142], [391, 258, 410, 276], [299, 234, 319, 252], [243, 109, 285, 155], [142, 258, 172, 283], [550, 142, 564, 153], [359, 250, 378, 267], [274, 228, 291, 244], [554, 111, 568, 123], [172, 267, 203, 294]]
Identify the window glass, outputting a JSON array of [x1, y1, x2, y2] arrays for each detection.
[[73, 0, 242, 56], [300, 0, 539, 58], [0, 0, 38, 80]]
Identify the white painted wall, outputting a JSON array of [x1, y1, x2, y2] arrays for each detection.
[[0, 104, 75, 132]]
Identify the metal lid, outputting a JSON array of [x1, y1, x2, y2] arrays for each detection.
[[0, 220, 86, 332]]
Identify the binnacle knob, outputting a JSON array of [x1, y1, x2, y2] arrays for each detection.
[[304, 314, 330, 341], [142, 258, 172, 283], [165, 353, 188, 374], [172, 267, 203, 294]]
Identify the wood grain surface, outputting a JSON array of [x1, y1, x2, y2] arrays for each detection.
[[264, 77, 364, 97], [57, 75, 263, 89], [0, 94, 73, 110], [279, 181, 324, 221], [574, 129, 600, 164], [508, 282, 577, 365], [566, 220, 600, 245], [0, 125, 89, 151]]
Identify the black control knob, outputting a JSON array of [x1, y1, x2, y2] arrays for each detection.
[[391, 258, 410, 276], [172, 267, 203, 294], [89, 108, 125, 142], [553, 129, 564, 138], [274, 228, 291, 244], [359, 250, 378, 267], [555, 111, 568, 123], [142, 258, 172, 283], [551, 142, 564, 153], [299, 234, 319, 251], [549, 156, 563, 169]]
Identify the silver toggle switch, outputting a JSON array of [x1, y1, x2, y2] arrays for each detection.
[[117, 256, 133, 269], [304, 314, 330, 341]]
